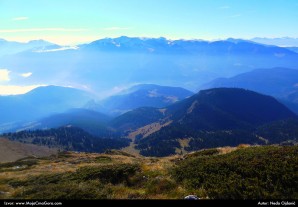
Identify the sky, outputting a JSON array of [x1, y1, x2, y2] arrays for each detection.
[[0, 0, 298, 95], [0, 0, 297, 45]]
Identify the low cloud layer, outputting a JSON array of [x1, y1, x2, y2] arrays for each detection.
[[0, 69, 10, 81], [0, 84, 45, 95]]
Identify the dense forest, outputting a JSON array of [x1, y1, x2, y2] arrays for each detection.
[[2, 127, 130, 153], [136, 119, 298, 157]]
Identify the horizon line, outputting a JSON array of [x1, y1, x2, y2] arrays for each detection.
[[1, 35, 298, 46]]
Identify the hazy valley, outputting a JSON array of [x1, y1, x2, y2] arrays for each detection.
[[1, 36, 298, 200]]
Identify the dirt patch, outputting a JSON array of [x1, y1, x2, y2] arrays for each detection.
[[0, 138, 57, 163]]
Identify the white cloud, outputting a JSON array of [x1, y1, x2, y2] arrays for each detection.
[[34, 46, 79, 53], [103, 27, 131, 31], [21, 72, 32, 78], [12, 17, 29, 21], [0, 28, 87, 33], [0, 69, 10, 81], [0, 85, 45, 95]]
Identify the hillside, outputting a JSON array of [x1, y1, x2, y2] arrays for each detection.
[[0, 39, 58, 57], [0, 86, 94, 127], [201, 67, 298, 114], [110, 107, 167, 131], [2, 127, 130, 153], [167, 88, 296, 128], [92, 84, 194, 115], [22, 108, 118, 138], [0, 145, 296, 199], [0, 138, 57, 163], [113, 88, 298, 156], [172, 145, 298, 199], [7, 88, 296, 157], [286, 47, 298, 53], [251, 37, 298, 47]]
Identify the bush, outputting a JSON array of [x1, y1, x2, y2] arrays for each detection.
[[74, 164, 140, 184], [9, 163, 140, 199], [13, 180, 111, 199], [94, 156, 112, 163], [0, 158, 38, 172], [145, 178, 176, 195], [171, 146, 298, 199], [9, 172, 71, 188]]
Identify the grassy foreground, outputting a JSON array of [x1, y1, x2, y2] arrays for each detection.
[[0, 145, 297, 199]]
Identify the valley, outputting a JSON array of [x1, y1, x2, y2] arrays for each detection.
[[1, 36, 298, 201], [1, 0, 298, 203], [2, 87, 297, 158]]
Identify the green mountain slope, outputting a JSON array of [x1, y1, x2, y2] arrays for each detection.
[[3, 127, 130, 153], [113, 88, 298, 156]]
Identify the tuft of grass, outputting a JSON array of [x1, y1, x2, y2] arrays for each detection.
[[94, 156, 112, 163], [109, 184, 147, 199]]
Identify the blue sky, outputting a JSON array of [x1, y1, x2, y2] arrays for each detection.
[[0, 0, 297, 44]]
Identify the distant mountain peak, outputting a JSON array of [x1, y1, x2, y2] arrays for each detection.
[[88, 84, 194, 116], [27, 39, 54, 44], [251, 37, 298, 47], [25, 85, 86, 96], [225, 38, 255, 44], [201, 67, 298, 114], [112, 87, 298, 156]]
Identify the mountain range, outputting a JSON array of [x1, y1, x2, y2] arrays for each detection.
[[285, 47, 298, 53], [251, 37, 298, 47], [0, 84, 193, 133], [21, 108, 117, 138], [201, 67, 298, 114], [112, 88, 298, 156], [4, 87, 297, 157], [1, 37, 298, 92], [1, 36, 298, 157], [87, 84, 194, 115], [0, 86, 94, 132], [0, 39, 59, 57]]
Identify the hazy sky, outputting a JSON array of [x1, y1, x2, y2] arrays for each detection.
[[0, 0, 297, 45]]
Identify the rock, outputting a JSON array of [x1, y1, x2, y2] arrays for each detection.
[[184, 195, 199, 200]]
